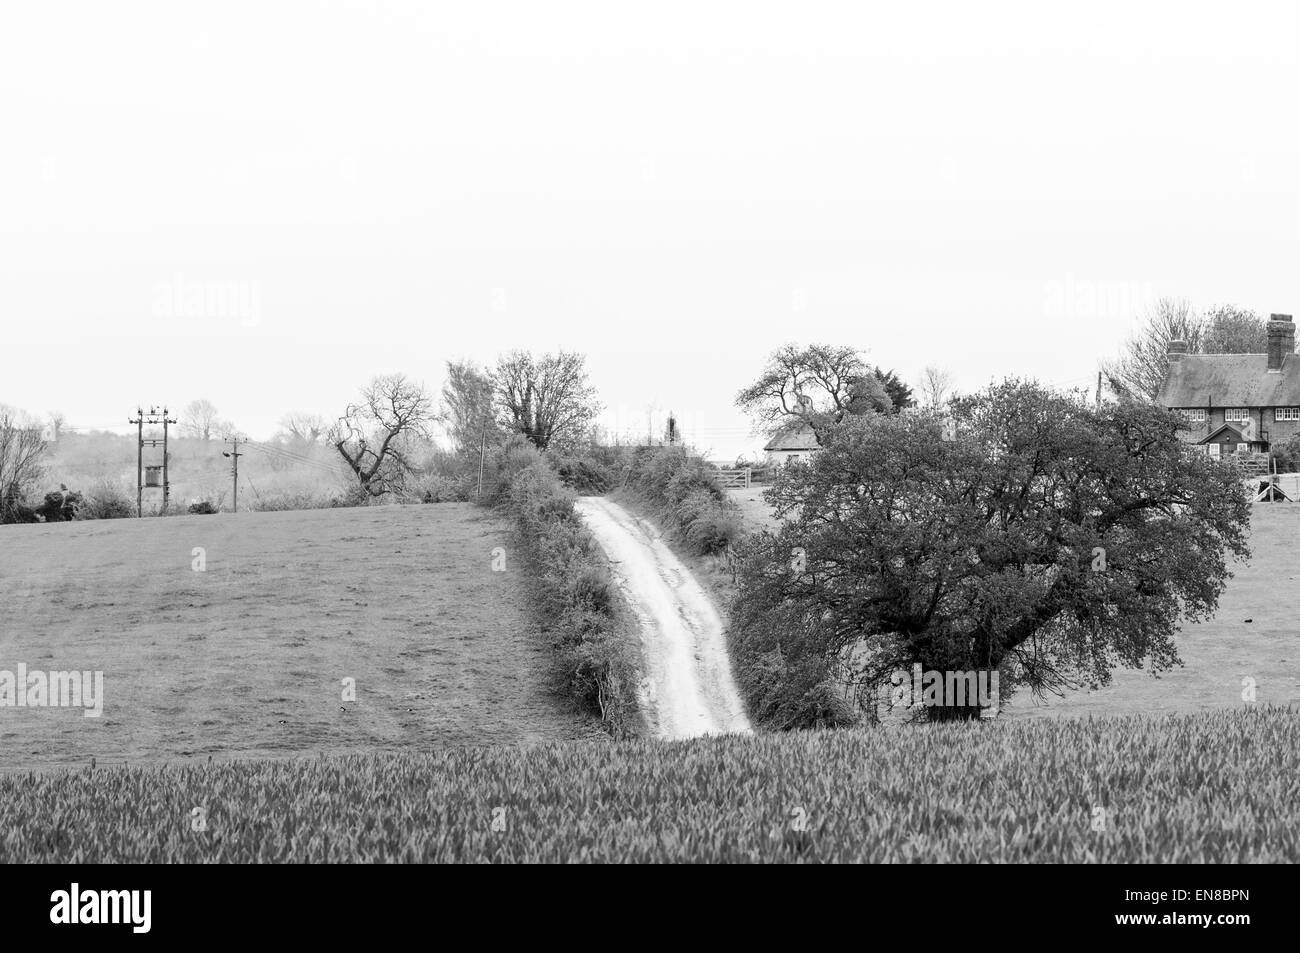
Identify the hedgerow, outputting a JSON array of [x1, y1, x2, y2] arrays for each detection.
[[620, 446, 743, 555], [492, 440, 639, 734]]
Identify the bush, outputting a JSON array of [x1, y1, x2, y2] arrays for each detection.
[[34, 488, 81, 522], [250, 490, 358, 512], [621, 446, 743, 554], [498, 458, 639, 733], [551, 455, 614, 494], [1273, 434, 1300, 473], [188, 500, 218, 515], [75, 481, 135, 520]]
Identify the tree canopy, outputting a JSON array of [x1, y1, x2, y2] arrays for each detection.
[[730, 380, 1251, 728], [735, 343, 907, 438]]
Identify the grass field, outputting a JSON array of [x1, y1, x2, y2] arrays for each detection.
[[2, 708, 1294, 862], [728, 487, 1300, 719], [0, 504, 596, 772]]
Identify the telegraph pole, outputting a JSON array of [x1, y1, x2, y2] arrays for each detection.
[[129, 406, 174, 516], [476, 418, 488, 500], [223, 437, 243, 512], [129, 407, 144, 517], [161, 407, 175, 514]]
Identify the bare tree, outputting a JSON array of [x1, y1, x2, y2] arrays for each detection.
[[181, 399, 220, 441], [0, 407, 48, 523], [329, 374, 435, 497], [441, 360, 499, 454], [490, 350, 600, 451], [278, 412, 328, 443], [213, 418, 240, 441], [917, 365, 955, 408], [1103, 297, 1201, 401], [736, 343, 892, 437], [1202, 304, 1269, 354], [47, 410, 67, 442]]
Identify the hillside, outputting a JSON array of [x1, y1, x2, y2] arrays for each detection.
[[0, 504, 595, 772]]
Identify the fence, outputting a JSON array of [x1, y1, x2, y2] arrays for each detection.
[[717, 467, 751, 489]]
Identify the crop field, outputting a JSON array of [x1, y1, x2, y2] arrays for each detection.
[[2, 707, 1295, 862], [727, 488, 1300, 719], [0, 504, 593, 772]]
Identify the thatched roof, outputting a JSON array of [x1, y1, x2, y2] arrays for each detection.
[[1157, 353, 1300, 407], [763, 425, 821, 452]]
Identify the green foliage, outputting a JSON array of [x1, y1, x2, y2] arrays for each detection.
[[499, 456, 639, 732], [3, 708, 1296, 862], [731, 380, 1252, 729], [623, 446, 743, 554]]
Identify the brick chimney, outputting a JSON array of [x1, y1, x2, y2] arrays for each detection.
[[1167, 339, 1188, 362], [1267, 314, 1293, 372]]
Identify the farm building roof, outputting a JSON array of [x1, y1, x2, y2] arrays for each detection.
[[763, 426, 821, 452], [1157, 353, 1300, 407], [1197, 423, 1249, 445]]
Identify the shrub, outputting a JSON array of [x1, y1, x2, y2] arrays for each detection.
[[551, 455, 614, 494], [249, 490, 360, 512], [498, 458, 639, 733], [621, 446, 743, 554], [188, 500, 218, 515], [75, 480, 136, 520], [34, 488, 81, 522]]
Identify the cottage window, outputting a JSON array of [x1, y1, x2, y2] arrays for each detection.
[[1236, 442, 1249, 453], [1207, 444, 1220, 458], [1225, 408, 1249, 422], [1276, 407, 1300, 421], [1181, 409, 1206, 423]]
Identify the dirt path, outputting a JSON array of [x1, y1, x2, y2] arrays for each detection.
[[573, 497, 751, 740]]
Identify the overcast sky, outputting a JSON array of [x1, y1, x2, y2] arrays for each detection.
[[3, 1, 1299, 461]]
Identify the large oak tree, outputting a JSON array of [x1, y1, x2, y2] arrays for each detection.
[[731, 380, 1251, 728]]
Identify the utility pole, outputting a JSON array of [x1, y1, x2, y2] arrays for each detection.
[[476, 417, 488, 500], [161, 407, 175, 514], [223, 437, 243, 512], [129, 407, 144, 518], [129, 405, 175, 517]]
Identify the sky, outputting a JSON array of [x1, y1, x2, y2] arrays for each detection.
[[3, 1, 1300, 462]]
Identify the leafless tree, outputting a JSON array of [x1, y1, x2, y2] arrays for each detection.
[[181, 399, 220, 441], [441, 360, 499, 454], [47, 410, 67, 442], [1102, 297, 1201, 401], [329, 374, 435, 496], [736, 343, 891, 437], [0, 407, 48, 523], [1201, 304, 1270, 354], [917, 365, 955, 408], [490, 350, 600, 451], [278, 412, 328, 443]]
